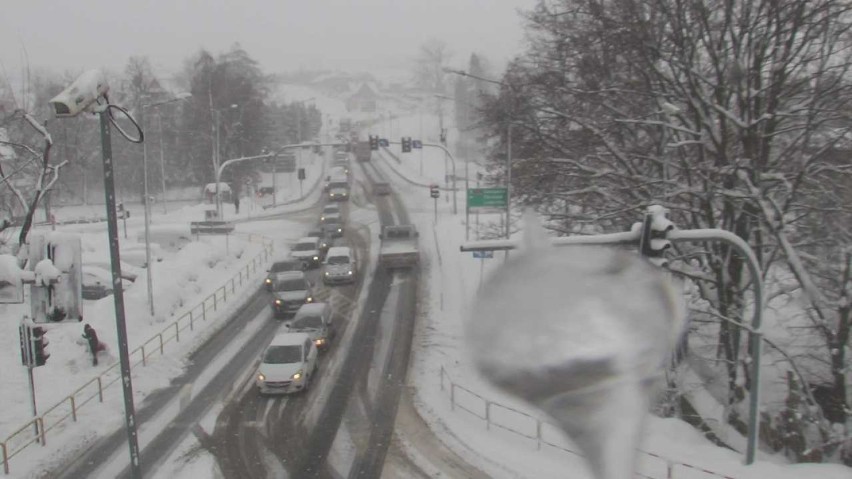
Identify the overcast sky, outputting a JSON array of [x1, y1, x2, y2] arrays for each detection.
[[0, 0, 534, 82]]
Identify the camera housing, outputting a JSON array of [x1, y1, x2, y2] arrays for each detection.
[[49, 69, 109, 118]]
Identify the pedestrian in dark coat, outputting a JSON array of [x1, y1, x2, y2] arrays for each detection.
[[234, 195, 241, 214], [82, 324, 100, 366]]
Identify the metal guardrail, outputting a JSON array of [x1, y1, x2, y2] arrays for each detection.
[[438, 366, 737, 479], [0, 233, 274, 475]]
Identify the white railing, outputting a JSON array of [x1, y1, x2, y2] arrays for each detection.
[[438, 366, 737, 479], [1, 234, 274, 474]]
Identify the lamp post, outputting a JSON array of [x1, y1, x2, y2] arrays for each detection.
[[140, 92, 191, 316], [212, 104, 238, 220]]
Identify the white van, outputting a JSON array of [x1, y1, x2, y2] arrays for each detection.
[[322, 246, 356, 285]]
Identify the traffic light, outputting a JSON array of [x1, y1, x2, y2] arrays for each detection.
[[29, 233, 83, 323], [430, 184, 440, 199], [401, 137, 412, 153], [19, 325, 30, 366], [31, 326, 49, 366], [440, 128, 447, 145], [369, 135, 379, 150], [637, 205, 673, 267]]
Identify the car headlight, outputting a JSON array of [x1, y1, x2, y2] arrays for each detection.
[[306, 296, 313, 303], [315, 338, 326, 346], [313, 256, 319, 261], [265, 278, 272, 284], [324, 272, 330, 276], [291, 371, 303, 380], [257, 373, 266, 382], [274, 299, 282, 305], [347, 270, 353, 275], [320, 215, 326, 221], [337, 228, 342, 232]]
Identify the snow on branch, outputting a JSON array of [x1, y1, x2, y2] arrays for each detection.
[[736, 170, 828, 316]]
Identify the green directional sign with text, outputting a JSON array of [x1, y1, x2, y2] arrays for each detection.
[[467, 187, 507, 209]]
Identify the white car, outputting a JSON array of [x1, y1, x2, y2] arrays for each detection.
[[82, 265, 133, 300], [289, 237, 323, 268], [288, 303, 334, 349], [256, 332, 318, 395], [322, 246, 356, 285]]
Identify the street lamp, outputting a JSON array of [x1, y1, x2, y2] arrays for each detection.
[[140, 92, 191, 317], [212, 104, 238, 220], [444, 68, 515, 239]]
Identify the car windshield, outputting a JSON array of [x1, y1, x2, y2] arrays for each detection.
[[273, 278, 307, 291], [329, 182, 348, 189], [327, 255, 349, 265], [386, 229, 411, 239], [263, 345, 303, 364], [291, 315, 323, 330], [293, 243, 315, 251], [323, 217, 340, 225]]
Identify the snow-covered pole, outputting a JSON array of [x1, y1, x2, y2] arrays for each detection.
[[460, 205, 765, 466]]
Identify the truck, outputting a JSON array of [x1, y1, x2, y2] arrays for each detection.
[[353, 141, 371, 162], [378, 224, 419, 268]]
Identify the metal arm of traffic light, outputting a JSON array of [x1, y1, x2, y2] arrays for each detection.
[[459, 205, 764, 465], [384, 139, 458, 215]]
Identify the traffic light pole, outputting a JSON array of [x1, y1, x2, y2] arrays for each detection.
[[19, 320, 40, 442], [98, 109, 141, 479], [459, 205, 765, 466], [387, 140, 458, 215]]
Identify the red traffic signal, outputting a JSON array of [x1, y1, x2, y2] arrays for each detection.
[[32, 326, 49, 367], [430, 184, 440, 198], [401, 137, 412, 153]]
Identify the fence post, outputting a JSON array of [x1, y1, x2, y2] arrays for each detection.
[[189, 310, 194, 331], [159, 333, 164, 355], [175, 322, 180, 343], [450, 383, 456, 411], [536, 420, 542, 450], [223, 284, 228, 302], [202, 302, 207, 321], [141, 345, 146, 366], [2, 441, 8, 474], [213, 292, 218, 311], [70, 396, 77, 422], [667, 462, 674, 479], [485, 401, 491, 430], [232, 278, 236, 294], [97, 377, 104, 402], [440, 366, 444, 391], [37, 418, 45, 445]]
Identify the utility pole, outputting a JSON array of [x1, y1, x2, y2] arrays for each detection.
[[157, 112, 167, 213]]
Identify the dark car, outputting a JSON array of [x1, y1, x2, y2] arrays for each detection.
[[265, 259, 306, 290], [269, 271, 315, 318]]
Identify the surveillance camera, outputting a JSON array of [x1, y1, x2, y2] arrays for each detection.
[[49, 69, 109, 118]]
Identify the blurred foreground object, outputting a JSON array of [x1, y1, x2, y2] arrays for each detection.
[[466, 214, 686, 479]]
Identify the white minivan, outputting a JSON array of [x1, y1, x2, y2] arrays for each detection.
[[322, 246, 356, 285]]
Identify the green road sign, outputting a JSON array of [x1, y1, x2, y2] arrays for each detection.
[[467, 187, 507, 208]]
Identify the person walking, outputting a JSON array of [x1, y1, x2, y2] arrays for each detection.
[[82, 324, 100, 366], [234, 195, 241, 214]]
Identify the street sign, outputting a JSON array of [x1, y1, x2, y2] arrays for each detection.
[[472, 250, 493, 259], [467, 187, 507, 209], [430, 184, 440, 198], [412, 139, 422, 149]]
